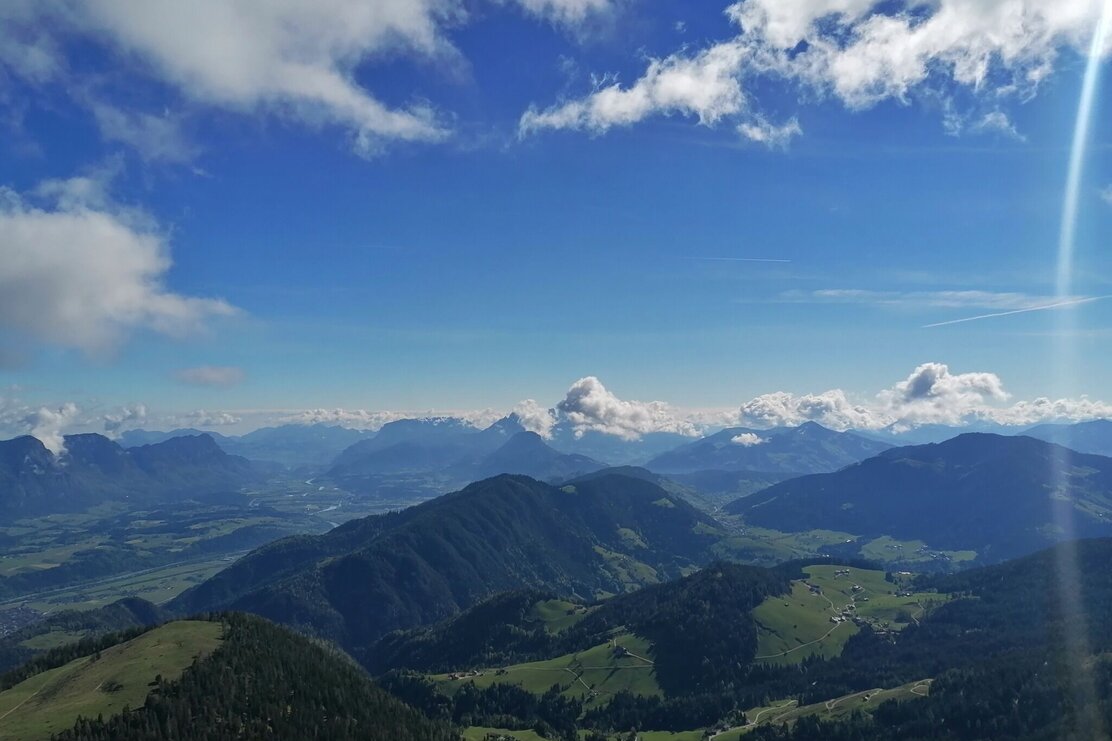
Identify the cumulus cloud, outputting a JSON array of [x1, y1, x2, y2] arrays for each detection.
[[556, 376, 700, 440], [176, 366, 246, 387], [878, 362, 1009, 430], [170, 410, 242, 428], [522, 0, 1107, 139], [732, 361, 1103, 434], [731, 432, 766, 446], [512, 399, 558, 438], [520, 42, 748, 134], [1, 0, 615, 157], [1101, 185, 1112, 206], [0, 174, 236, 356], [986, 397, 1112, 427], [103, 403, 148, 435], [21, 403, 80, 454], [739, 389, 879, 430]]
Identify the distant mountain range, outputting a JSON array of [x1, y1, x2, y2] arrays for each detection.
[[169, 472, 726, 661], [0, 433, 257, 516], [727, 433, 1112, 561], [645, 421, 891, 475], [328, 416, 525, 477], [1024, 418, 1112, 457], [119, 424, 373, 468]]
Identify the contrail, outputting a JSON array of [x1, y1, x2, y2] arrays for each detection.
[[922, 295, 1108, 328], [689, 257, 792, 263]]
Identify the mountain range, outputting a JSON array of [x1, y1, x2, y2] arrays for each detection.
[[644, 421, 891, 475], [169, 472, 725, 662], [1024, 418, 1112, 457], [727, 433, 1112, 561], [0, 433, 257, 516], [119, 423, 374, 468]]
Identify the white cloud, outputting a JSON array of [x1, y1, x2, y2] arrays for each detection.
[[69, 0, 451, 153], [798, 289, 1078, 311], [280, 408, 413, 430], [556, 376, 700, 440], [0, 175, 236, 355], [520, 41, 748, 134], [734, 361, 1093, 434], [276, 407, 505, 431], [17, 402, 80, 455], [731, 432, 766, 446], [877, 362, 1009, 430], [103, 403, 148, 435], [986, 397, 1112, 427], [511, 0, 613, 25], [739, 389, 879, 430], [512, 399, 558, 438], [176, 366, 246, 387], [738, 115, 801, 148], [522, 0, 1107, 139], [1, 0, 615, 157], [91, 103, 196, 163], [170, 410, 242, 428], [1101, 185, 1112, 206]]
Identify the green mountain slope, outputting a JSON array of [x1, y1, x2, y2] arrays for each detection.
[[0, 620, 223, 740], [171, 473, 726, 661], [373, 561, 790, 697], [0, 614, 456, 741], [0, 598, 168, 674], [728, 433, 1112, 561]]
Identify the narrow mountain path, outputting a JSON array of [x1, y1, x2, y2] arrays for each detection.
[[754, 621, 847, 660]]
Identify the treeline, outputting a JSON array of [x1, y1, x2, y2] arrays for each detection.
[[376, 541, 1112, 738], [53, 613, 458, 741], [381, 672, 581, 741], [373, 560, 793, 695], [0, 597, 167, 674]]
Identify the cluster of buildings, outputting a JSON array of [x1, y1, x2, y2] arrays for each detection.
[[0, 605, 42, 638]]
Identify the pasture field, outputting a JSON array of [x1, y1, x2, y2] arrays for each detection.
[[0, 620, 223, 740], [435, 632, 660, 708], [529, 599, 591, 634], [860, 536, 977, 565], [753, 565, 949, 665]]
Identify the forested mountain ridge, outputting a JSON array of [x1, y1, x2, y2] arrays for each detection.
[[728, 433, 1112, 561], [378, 539, 1112, 739], [170, 473, 725, 662], [0, 613, 456, 741], [370, 560, 792, 694]]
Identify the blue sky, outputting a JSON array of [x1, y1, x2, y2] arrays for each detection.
[[1, 0, 1111, 440]]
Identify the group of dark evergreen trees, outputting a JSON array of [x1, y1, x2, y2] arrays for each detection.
[[4, 613, 457, 741]]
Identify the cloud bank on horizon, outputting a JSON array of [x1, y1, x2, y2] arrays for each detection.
[[6, 363, 1112, 452]]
